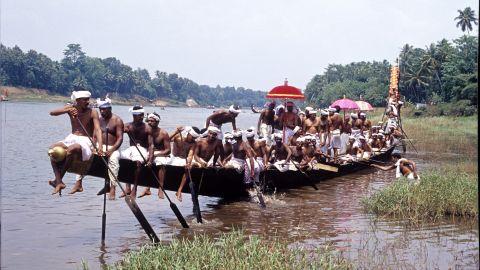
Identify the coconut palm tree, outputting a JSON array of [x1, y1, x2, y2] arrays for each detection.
[[455, 7, 478, 34]]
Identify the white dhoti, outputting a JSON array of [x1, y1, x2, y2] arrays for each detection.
[[76, 144, 120, 186], [273, 160, 298, 172], [356, 152, 371, 159], [120, 145, 148, 163], [339, 133, 350, 155], [284, 127, 296, 144], [61, 134, 93, 161], [331, 129, 342, 149], [225, 157, 245, 173], [170, 155, 186, 167], [260, 123, 273, 144], [191, 156, 215, 168]]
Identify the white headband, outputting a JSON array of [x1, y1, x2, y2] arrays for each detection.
[[328, 107, 336, 112], [305, 106, 313, 112], [97, 97, 111, 108], [207, 126, 221, 134], [229, 105, 241, 114], [273, 132, 283, 139], [245, 127, 255, 138], [129, 107, 145, 115], [147, 113, 160, 122], [183, 126, 199, 138], [71, 90, 91, 101], [350, 113, 358, 118], [320, 110, 329, 116], [293, 126, 301, 134]]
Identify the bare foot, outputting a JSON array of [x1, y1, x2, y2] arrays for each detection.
[[119, 191, 130, 198], [130, 188, 137, 199], [158, 189, 165, 199], [176, 191, 182, 202], [52, 182, 66, 195], [108, 186, 116, 200], [69, 182, 84, 195], [137, 188, 152, 198], [48, 180, 56, 188]]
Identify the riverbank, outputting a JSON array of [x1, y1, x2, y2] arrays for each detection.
[[96, 230, 352, 270], [0, 86, 186, 107]]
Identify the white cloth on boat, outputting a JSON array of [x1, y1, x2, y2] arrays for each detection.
[[225, 157, 245, 173], [273, 160, 297, 172], [61, 134, 93, 161], [259, 123, 272, 145], [169, 155, 186, 167], [153, 151, 172, 166], [120, 145, 148, 163], [330, 129, 342, 149], [76, 144, 119, 186]]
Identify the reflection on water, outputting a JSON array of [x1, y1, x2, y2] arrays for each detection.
[[1, 102, 478, 269]]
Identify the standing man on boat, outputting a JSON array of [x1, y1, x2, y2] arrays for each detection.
[[328, 106, 344, 162], [280, 101, 301, 144], [138, 112, 171, 199], [187, 126, 224, 168], [318, 110, 331, 154], [48, 90, 103, 195], [120, 105, 153, 199], [204, 104, 241, 140], [257, 101, 275, 145], [302, 108, 319, 135], [71, 97, 124, 199]]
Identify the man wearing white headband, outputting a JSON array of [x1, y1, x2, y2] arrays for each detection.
[[48, 89, 103, 195], [74, 97, 124, 199], [246, 127, 268, 182], [204, 104, 241, 140], [257, 102, 275, 145], [303, 108, 319, 135], [288, 126, 303, 146], [138, 112, 172, 199], [328, 105, 343, 162], [355, 112, 372, 139], [119, 105, 152, 199], [268, 132, 294, 172], [187, 125, 224, 169], [318, 108, 330, 155], [224, 129, 256, 183]]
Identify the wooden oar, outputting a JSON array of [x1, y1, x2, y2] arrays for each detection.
[[76, 118, 160, 243], [101, 128, 109, 242], [291, 160, 318, 190], [252, 176, 266, 208], [126, 132, 189, 229], [186, 168, 202, 223]]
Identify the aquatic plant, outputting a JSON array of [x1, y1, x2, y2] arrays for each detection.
[[362, 169, 478, 222], [107, 230, 352, 270]]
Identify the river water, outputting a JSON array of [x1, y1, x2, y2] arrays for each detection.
[[0, 102, 478, 269]]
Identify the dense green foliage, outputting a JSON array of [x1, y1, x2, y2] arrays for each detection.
[[0, 44, 266, 106], [305, 35, 478, 108], [362, 169, 478, 223], [99, 230, 351, 270]]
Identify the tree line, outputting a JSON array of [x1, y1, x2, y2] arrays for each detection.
[[0, 43, 266, 107], [305, 7, 478, 108]]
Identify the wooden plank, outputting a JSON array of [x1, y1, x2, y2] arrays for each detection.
[[313, 163, 339, 172]]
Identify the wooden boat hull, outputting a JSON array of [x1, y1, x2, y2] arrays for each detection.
[[84, 147, 394, 199]]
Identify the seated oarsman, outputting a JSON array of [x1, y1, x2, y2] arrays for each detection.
[[167, 126, 200, 201], [273, 105, 285, 133], [257, 101, 275, 145], [120, 105, 152, 199], [371, 152, 420, 181], [377, 133, 387, 149], [73, 97, 124, 199], [289, 137, 305, 164], [355, 112, 372, 139], [258, 135, 270, 156], [48, 90, 103, 195], [318, 110, 331, 154], [224, 130, 256, 183], [245, 127, 268, 174], [187, 126, 224, 168], [280, 101, 301, 143], [340, 136, 358, 163], [298, 110, 306, 127], [385, 125, 403, 148], [287, 126, 302, 146], [267, 133, 294, 172], [204, 104, 241, 140], [328, 106, 343, 162], [138, 113, 171, 199], [223, 132, 234, 163], [356, 136, 372, 160], [369, 133, 382, 153]]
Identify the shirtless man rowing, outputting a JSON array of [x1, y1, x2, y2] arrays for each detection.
[[138, 113, 171, 199], [187, 126, 224, 169], [225, 130, 256, 182], [328, 106, 343, 162], [48, 90, 103, 195]]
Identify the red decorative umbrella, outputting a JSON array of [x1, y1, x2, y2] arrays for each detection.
[[266, 79, 304, 100], [266, 79, 304, 143], [330, 96, 359, 110], [355, 100, 374, 111]]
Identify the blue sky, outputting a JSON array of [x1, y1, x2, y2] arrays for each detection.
[[1, 0, 478, 91]]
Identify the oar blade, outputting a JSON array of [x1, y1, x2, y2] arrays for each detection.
[[170, 203, 190, 228], [125, 196, 160, 243], [257, 193, 266, 208], [188, 179, 203, 223]]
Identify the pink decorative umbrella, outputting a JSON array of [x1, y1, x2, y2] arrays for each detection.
[[330, 97, 360, 110], [355, 100, 374, 111]]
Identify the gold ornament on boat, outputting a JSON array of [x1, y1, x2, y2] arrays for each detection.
[[48, 146, 67, 162]]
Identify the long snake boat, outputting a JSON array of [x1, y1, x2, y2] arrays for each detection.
[[77, 146, 395, 199]]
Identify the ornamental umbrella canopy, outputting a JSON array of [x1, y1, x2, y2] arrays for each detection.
[[355, 100, 374, 111], [266, 79, 304, 100], [330, 96, 359, 110]]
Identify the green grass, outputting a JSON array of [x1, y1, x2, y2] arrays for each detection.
[[362, 169, 478, 223], [103, 230, 352, 270]]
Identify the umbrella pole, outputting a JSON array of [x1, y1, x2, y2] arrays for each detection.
[[282, 99, 286, 143]]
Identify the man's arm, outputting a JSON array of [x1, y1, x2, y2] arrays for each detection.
[[147, 129, 154, 165], [185, 145, 196, 169], [370, 164, 395, 171], [155, 131, 171, 156], [92, 110, 103, 155], [231, 117, 237, 131], [50, 105, 75, 116], [109, 117, 124, 153], [246, 146, 255, 177], [284, 144, 292, 163], [213, 141, 224, 167], [257, 111, 265, 134]]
